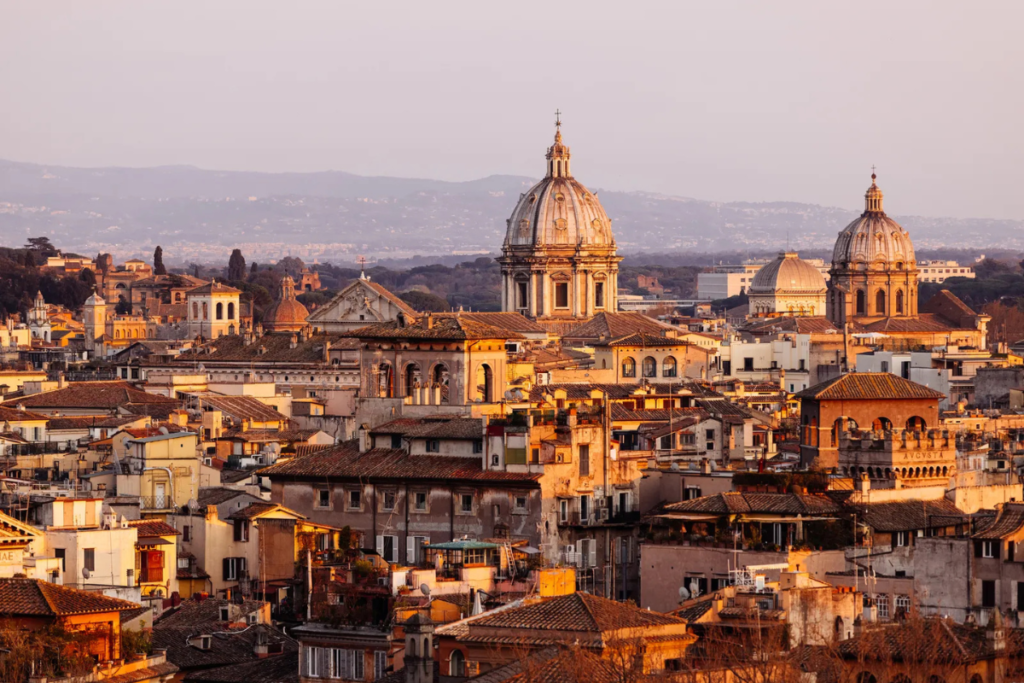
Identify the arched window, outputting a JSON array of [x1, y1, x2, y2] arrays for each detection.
[[856, 290, 866, 315], [192, 302, 199, 319], [202, 302, 208, 320], [449, 650, 465, 677], [405, 363, 422, 397], [622, 357, 636, 378], [431, 363, 450, 404], [855, 673, 876, 683], [662, 356, 677, 378], [895, 289, 904, 314], [906, 416, 926, 432], [832, 417, 858, 446], [872, 417, 892, 431], [875, 289, 886, 314], [476, 363, 494, 402], [227, 302, 235, 320], [642, 356, 657, 378], [377, 361, 393, 398], [215, 302, 223, 320]]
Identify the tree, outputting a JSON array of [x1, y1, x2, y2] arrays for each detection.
[[228, 249, 246, 281], [22, 250, 35, 268], [115, 296, 132, 315], [400, 290, 450, 312], [79, 268, 96, 288], [251, 261, 258, 275], [277, 256, 305, 275], [153, 246, 167, 275], [24, 237, 56, 256]]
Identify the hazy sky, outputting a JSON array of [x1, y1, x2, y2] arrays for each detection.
[[2, 1, 1022, 219]]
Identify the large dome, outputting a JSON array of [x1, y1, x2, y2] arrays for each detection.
[[503, 126, 615, 249], [263, 275, 309, 332], [750, 251, 826, 295], [831, 174, 916, 269]]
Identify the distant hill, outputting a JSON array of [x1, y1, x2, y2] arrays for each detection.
[[0, 158, 1020, 264]]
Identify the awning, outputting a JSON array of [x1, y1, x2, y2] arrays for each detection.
[[514, 546, 541, 555], [424, 540, 501, 550], [136, 537, 173, 547]]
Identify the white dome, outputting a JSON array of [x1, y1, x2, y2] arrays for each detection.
[[750, 252, 826, 294], [503, 127, 615, 249]]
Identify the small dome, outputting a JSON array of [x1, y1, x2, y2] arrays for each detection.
[[750, 252, 826, 294], [503, 123, 615, 250], [263, 275, 309, 332], [831, 173, 916, 270]]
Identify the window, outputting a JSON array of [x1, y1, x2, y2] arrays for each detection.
[[895, 531, 909, 547], [684, 485, 702, 500], [514, 496, 528, 512], [460, 493, 474, 514], [473, 439, 483, 454], [316, 488, 331, 509], [330, 648, 364, 680], [516, 281, 528, 309], [982, 580, 996, 608], [375, 650, 388, 680], [662, 356, 677, 378], [531, 447, 539, 464], [84, 548, 95, 572], [876, 594, 889, 620], [981, 540, 997, 559], [391, 434, 402, 449], [642, 356, 657, 378], [377, 535, 398, 563], [228, 302, 235, 320], [233, 520, 250, 542], [706, 428, 716, 451], [407, 536, 428, 565], [579, 495, 592, 523], [182, 525, 191, 542], [743, 357, 754, 371], [896, 594, 910, 616], [55, 548, 65, 572], [220, 606, 230, 621], [450, 650, 466, 677], [382, 489, 396, 512], [578, 444, 590, 477], [306, 646, 321, 678], [578, 538, 596, 568], [559, 499, 569, 524], [621, 357, 636, 378], [594, 282, 605, 308], [555, 282, 569, 308], [1017, 582, 1024, 612], [223, 557, 247, 581], [216, 302, 223, 320], [347, 489, 362, 510], [413, 492, 428, 512], [426, 439, 440, 453]]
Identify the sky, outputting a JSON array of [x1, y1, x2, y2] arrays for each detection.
[[1, 1, 1022, 219]]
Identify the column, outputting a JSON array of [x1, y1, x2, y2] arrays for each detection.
[[585, 272, 594, 318], [571, 270, 579, 318], [529, 272, 538, 317]]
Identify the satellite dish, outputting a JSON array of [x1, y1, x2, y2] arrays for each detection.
[[187, 498, 199, 512], [678, 586, 690, 601], [670, 462, 680, 471], [197, 363, 205, 372], [420, 584, 431, 598], [82, 567, 91, 579]]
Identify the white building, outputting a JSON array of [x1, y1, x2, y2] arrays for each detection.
[[698, 259, 830, 301], [718, 333, 812, 393], [917, 260, 976, 284]]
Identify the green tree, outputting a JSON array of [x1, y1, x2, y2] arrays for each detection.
[[153, 246, 167, 275], [24, 236, 56, 256], [79, 268, 96, 288], [400, 290, 449, 312], [228, 249, 246, 281]]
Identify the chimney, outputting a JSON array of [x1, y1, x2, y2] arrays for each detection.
[[58, 373, 67, 389], [289, 334, 298, 349], [567, 408, 577, 428], [701, 458, 712, 475], [988, 608, 1006, 651], [358, 424, 371, 453], [425, 313, 434, 330], [323, 340, 331, 363], [856, 473, 871, 494]]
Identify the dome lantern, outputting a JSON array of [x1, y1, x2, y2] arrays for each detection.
[[864, 170, 884, 214]]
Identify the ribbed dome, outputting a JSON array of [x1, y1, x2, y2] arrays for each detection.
[[503, 125, 615, 249], [263, 275, 309, 332], [750, 251, 826, 294], [831, 174, 916, 269]]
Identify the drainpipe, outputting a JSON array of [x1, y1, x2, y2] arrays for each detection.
[[142, 467, 174, 508], [604, 394, 612, 598]]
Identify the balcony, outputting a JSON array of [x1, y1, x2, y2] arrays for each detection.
[[139, 496, 174, 512]]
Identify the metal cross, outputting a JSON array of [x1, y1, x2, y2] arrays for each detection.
[[871, 164, 876, 174], [555, 109, 562, 128]]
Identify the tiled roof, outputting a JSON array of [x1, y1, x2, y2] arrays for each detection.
[[0, 578, 139, 616], [196, 487, 257, 507], [855, 499, 966, 533], [743, 316, 840, 335], [178, 332, 358, 364], [794, 373, 946, 401], [126, 519, 181, 538], [197, 394, 285, 423], [459, 312, 548, 335], [855, 313, 972, 334], [154, 623, 293, 672], [188, 282, 241, 295], [593, 331, 697, 348], [103, 661, 180, 683], [349, 313, 525, 341], [155, 597, 265, 629], [47, 415, 144, 430], [183, 651, 299, 683], [0, 405, 49, 422], [973, 503, 1024, 540], [466, 592, 685, 634], [364, 280, 419, 317], [469, 647, 621, 683], [226, 502, 304, 521], [3, 381, 179, 411], [562, 312, 678, 342], [664, 492, 845, 516], [260, 440, 539, 485], [836, 618, 993, 663], [222, 428, 320, 443], [673, 599, 715, 623], [370, 416, 483, 440]]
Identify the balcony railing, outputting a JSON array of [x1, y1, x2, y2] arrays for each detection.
[[139, 496, 174, 511]]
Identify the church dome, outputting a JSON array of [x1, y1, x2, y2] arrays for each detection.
[[831, 173, 916, 270], [503, 123, 615, 250], [750, 251, 826, 294], [263, 275, 309, 332]]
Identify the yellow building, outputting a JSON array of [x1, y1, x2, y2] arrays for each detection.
[[120, 432, 201, 515]]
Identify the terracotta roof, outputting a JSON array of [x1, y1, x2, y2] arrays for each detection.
[[197, 394, 285, 423], [260, 440, 539, 485], [0, 405, 50, 422], [743, 316, 840, 335], [794, 373, 946, 401], [188, 282, 241, 295], [177, 332, 357, 364], [364, 279, 419, 317], [836, 618, 993, 663], [592, 331, 699, 348], [0, 578, 139, 616], [468, 647, 621, 683], [156, 597, 265, 629], [126, 519, 181, 538], [853, 499, 966, 533], [370, 416, 483, 440], [154, 622, 293, 672], [349, 313, 524, 341], [221, 427, 320, 443], [562, 312, 678, 342], [664, 492, 845, 516], [2, 381, 179, 411], [226, 502, 304, 521], [183, 651, 298, 683], [973, 503, 1024, 539], [459, 312, 548, 335], [855, 313, 972, 334], [197, 487, 260, 507], [673, 599, 715, 623], [466, 592, 685, 633], [47, 415, 144, 430]]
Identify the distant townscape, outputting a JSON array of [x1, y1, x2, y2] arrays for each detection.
[[6, 123, 1024, 683]]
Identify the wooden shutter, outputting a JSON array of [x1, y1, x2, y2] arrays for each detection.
[[1010, 542, 1016, 562], [407, 536, 416, 565], [376, 535, 384, 558], [995, 542, 1002, 559], [975, 541, 983, 558], [223, 558, 231, 581]]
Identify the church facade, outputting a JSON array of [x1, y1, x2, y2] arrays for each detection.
[[497, 119, 621, 334]]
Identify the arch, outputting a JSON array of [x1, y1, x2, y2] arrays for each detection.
[[376, 361, 394, 398], [227, 302, 235, 320], [449, 650, 466, 677], [872, 417, 893, 431], [431, 363, 450, 404], [476, 363, 494, 402], [642, 356, 657, 378], [884, 468, 891, 479], [404, 363, 422, 397], [875, 289, 886, 315], [890, 675, 912, 683], [192, 302, 199, 319], [856, 673, 877, 683], [831, 417, 858, 446], [895, 289, 904, 314], [856, 290, 866, 315], [906, 416, 927, 432], [622, 356, 636, 378], [662, 356, 677, 378], [408, 639, 417, 657], [215, 302, 223, 320], [942, 466, 948, 476], [928, 677, 946, 683], [202, 302, 208, 320], [834, 615, 844, 637], [969, 676, 982, 683]]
